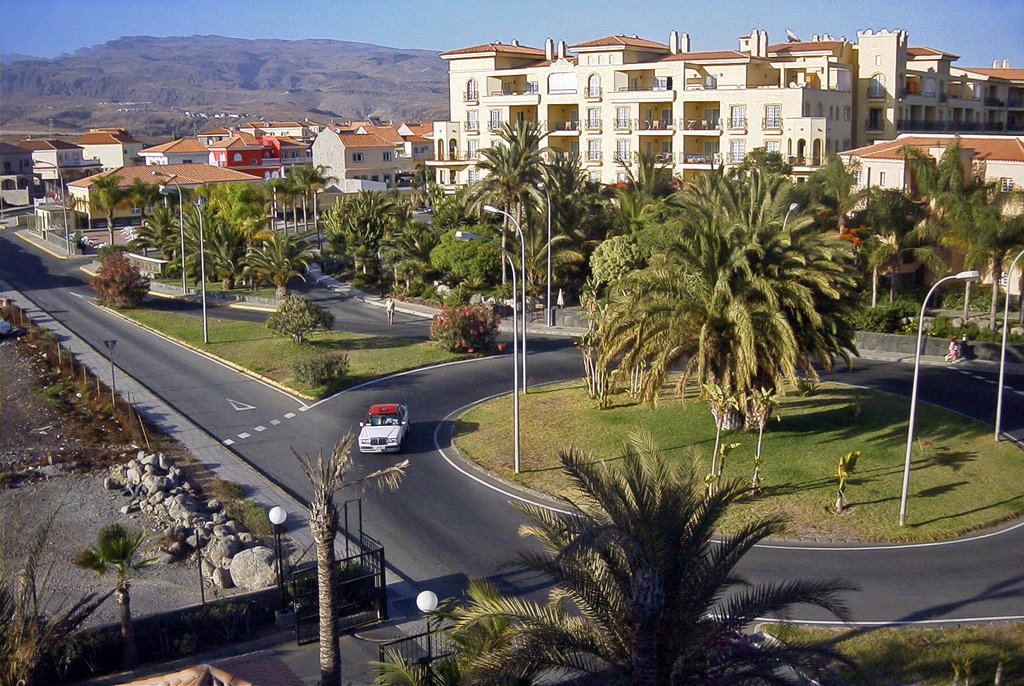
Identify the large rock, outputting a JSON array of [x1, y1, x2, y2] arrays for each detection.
[[142, 474, 171, 495], [206, 535, 242, 565], [228, 546, 278, 590], [158, 453, 172, 471], [211, 566, 234, 589]]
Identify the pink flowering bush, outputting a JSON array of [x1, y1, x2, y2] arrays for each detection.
[[430, 304, 501, 353]]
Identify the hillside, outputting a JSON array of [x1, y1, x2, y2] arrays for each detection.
[[0, 35, 450, 136]]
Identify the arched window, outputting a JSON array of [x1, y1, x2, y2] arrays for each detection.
[[869, 73, 885, 98], [587, 73, 600, 98], [815, 103, 824, 117], [448, 138, 458, 158], [466, 79, 478, 101], [232, 153, 242, 162]]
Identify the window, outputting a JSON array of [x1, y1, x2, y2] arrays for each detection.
[[924, 77, 936, 96], [468, 140, 478, 159], [868, 108, 883, 130], [232, 153, 242, 162], [653, 76, 670, 91], [587, 73, 601, 97], [729, 139, 745, 163], [615, 139, 631, 162], [766, 140, 781, 153], [874, 54, 882, 66], [869, 73, 885, 98], [853, 168, 862, 185], [490, 110, 502, 130], [704, 74, 717, 89], [468, 169, 479, 184], [879, 171, 887, 185], [616, 171, 629, 183], [1002, 178, 1015, 193], [588, 139, 601, 161], [352, 152, 364, 162], [615, 107, 630, 128], [587, 107, 600, 128], [764, 104, 781, 129], [843, 106, 851, 121], [383, 152, 392, 161], [467, 111, 479, 131], [730, 105, 746, 129], [589, 171, 601, 183]]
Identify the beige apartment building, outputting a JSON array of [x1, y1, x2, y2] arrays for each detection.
[[430, 28, 1023, 190]]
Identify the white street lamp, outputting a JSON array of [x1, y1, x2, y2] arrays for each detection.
[[33, 160, 71, 256], [899, 269, 980, 526], [193, 200, 209, 344], [268, 506, 288, 610], [996, 249, 1024, 440], [483, 204, 528, 392], [416, 590, 439, 669], [456, 229, 520, 473], [783, 202, 799, 231], [538, 183, 553, 327], [153, 170, 186, 294]]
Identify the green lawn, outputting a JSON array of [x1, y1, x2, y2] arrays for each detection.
[[763, 623, 1024, 685], [120, 308, 462, 397], [453, 381, 1024, 541], [153, 276, 279, 300]]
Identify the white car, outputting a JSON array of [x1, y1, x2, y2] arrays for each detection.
[[358, 403, 409, 453]]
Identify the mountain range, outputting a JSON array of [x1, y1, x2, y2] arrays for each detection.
[[0, 35, 451, 138]]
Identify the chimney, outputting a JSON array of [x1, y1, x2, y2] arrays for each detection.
[[511, 39, 519, 46], [557, 40, 566, 59], [680, 32, 690, 53], [1003, 58, 1010, 68], [545, 38, 554, 61], [760, 30, 768, 56], [993, 59, 1000, 68], [670, 30, 678, 55]]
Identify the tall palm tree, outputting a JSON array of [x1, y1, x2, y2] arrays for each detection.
[[205, 218, 248, 289], [131, 205, 179, 261], [269, 176, 302, 235], [451, 430, 855, 686], [325, 190, 403, 277], [289, 164, 336, 243], [861, 187, 937, 305], [88, 173, 125, 245], [808, 153, 866, 235], [243, 231, 315, 298], [73, 524, 153, 669], [296, 435, 407, 686], [207, 181, 271, 242], [125, 178, 162, 223]]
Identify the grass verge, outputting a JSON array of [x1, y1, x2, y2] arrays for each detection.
[[763, 623, 1023, 685], [453, 381, 1024, 541], [118, 308, 463, 397]]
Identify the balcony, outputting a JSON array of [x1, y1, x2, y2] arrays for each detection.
[[679, 118, 721, 133], [1009, 99, 1023, 108], [585, 151, 603, 165], [864, 118, 886, 132], [426, 152, 476, 166], [607, 86, 677, 103], [679, 152, 721, 165], [762, 118, 782, 131], [898, 119, 1009, 133], [584, 86, 602, 100], [483, 89, 540, 106], [463, 92, 479, 104], [985, 97, 1006, 107], [613, 152, 635, 165], [488, 121, 504, 132], [726, 117, 747, 132], [613, 119, 633, 132], [583, 120, 602, 132], [654, 152, 674, 164], [788, 155, 821, 167], [637, 119, 675, 133], [465, 120, 480, 133], [546, 120, 581, 134]]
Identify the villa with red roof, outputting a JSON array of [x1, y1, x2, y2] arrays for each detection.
[[311, 122, 434, 191], [77, 128, 143, 169], [139, 138, 210, 166]]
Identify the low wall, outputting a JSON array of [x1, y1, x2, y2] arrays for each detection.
[[854, 331, 1024, 364]]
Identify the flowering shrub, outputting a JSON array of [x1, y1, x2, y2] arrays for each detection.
[[91, 249, 150, 308], [429, 304, 501, 353]]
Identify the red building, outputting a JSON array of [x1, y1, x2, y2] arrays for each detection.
[[206, 132, 282, 179]]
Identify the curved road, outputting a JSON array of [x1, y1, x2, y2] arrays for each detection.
[[3, 231, 1023, 625]]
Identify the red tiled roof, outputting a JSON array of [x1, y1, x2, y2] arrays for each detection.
[[274, 136, 308, 148], [843, 135, 1024, 163], [78, 129, 139, 145], [68, 163, 263, 189], [17, 139, 82, 151], [140, 138, 209, 154], [663, 49, 751, 63], [207, 132, 264, 150], [569, 34, 667, 51], [440, 41, 545, 58], [767, 40, 844, 55], [958, 67, 1024, 81], [198, 127, 232, 135], [908, 46, 959, 59], [0, 141, 32, 155], [334, 131, 395, 149]]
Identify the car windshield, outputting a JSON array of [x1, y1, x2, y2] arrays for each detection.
[[368, 413, 401, 427]]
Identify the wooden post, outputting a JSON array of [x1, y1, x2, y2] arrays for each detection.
[[138, 414, 151, 450]]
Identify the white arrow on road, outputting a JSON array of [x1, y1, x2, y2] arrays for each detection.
[[227, 398, 256, 412]]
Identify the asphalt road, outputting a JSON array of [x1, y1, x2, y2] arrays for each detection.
[[3, 231, 1023, 625]]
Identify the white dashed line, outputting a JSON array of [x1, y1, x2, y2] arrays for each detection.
[[223, 439, 234, 446], [284, 412, 296, 419], [238, 432, 250, 439], [254, 426, 266, 432], [299, 406, 309, 412], [270, 419, 281, 425]]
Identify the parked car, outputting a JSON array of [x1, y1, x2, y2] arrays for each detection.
[[357, 403, 409, 453]]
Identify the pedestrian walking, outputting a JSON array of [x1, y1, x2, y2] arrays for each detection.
[[945, 336, 960, 364], [384, 296, 395, 325]]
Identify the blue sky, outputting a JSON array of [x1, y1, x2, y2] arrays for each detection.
[[2, 0, 1021, 69]]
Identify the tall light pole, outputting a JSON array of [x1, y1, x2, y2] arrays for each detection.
[[268, 506, 288, 611], [33, 160, 71, 256], [995, 249, 1024, 440], [195, 200, 209, 344], [538, 183, 553, 327], [483, 205, 527, 392], [416, 590, 438, 673], [153, 170, 186, 295], [783, 202, 799, 231], [456, 230, 520, 473], [899, 270, 980, 526]]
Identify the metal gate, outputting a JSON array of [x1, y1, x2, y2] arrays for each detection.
[[292, 531, 388, 645]]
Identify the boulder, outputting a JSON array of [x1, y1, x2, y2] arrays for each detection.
[[206, 499, 223, 512], [167, 540, 187, 557], [125, 467, 142, 486], [158, 453, 172, 471], [140, 452, 158, 467], [228, 546, 278, 590], [149, 491, 166, 505], [206, 535, 242, 565], [142, 474, 171, 495], [211, 566, 234, 589], [158, 552, 176, 565], [103, 477, 119, 490], [212, 512, 227, 526], [238, 532, 255, 544]]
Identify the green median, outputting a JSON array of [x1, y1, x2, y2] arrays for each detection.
[[453, 381, 1024, 542]]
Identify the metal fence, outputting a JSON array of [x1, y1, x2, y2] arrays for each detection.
[[377, 625, 455, 668]]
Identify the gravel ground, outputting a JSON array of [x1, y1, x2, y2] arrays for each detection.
[[0, 335, 243, 628]]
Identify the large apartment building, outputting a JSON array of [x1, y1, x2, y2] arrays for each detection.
[[430, 28, 1023, 190]]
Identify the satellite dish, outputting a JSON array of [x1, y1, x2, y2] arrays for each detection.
[[785, 28, 801, 42]]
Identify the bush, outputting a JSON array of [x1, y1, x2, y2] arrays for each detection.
[[292, 351, 349, 386], [429, 229, 501, 286], [429, 304, 501, 353], [443, 284, 471, 306], [852, 300, 918, 333], [91, 250, 150, 308], [224, 499, 273, 537], [351, 272, 377, 293], [589, 234, 648, 286], [266, 295, 334, 343]]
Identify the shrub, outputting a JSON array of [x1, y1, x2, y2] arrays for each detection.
[[429, 304, 501, 353], [91, 249, 150, 308], [852, 300, 918, 333], [265, 295, 335, 343], [224, 499, 273, 537], [429, 229, 501, 286], [292, 351, 349, 386], [443, 284, 471, 307], [589, 234, 648, 286]]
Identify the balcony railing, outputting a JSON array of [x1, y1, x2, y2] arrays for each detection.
[[762, 117, 782, 130], [464, 92, 479, 103], [613, 119, 633, 131], [638, 120, 675, 131], [434, 152, 476, 162], [547, 120, 580, 132], [726, 117, 747, 131], [986, 97, 1006, 107], [585, 86, 602, 99], [1009, 99, 1023, 108], [865, 118, 885, 131], [585, 151, 603, 163], [788, 155, 822, 167], [613, 152, 635, 164], [488, 121, 503, 131], [465, 120, 479, 132], [679, 152, 721, 165], [654, 152, 674, 164], [680, 118, 720, 131], [584, 120, 602, 132]]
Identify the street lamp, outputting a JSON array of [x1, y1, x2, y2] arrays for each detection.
[[102, 339, 117, 405], [33, 160, 71, 256], [483, 204, 528, 392], [192, 200, 209, 344], [538, 183, 553, 327], [899, 269, 980, 526], [268, 506, 288, 611], [783, 202, 799, 231], [153, 170, 186, 295], [416, 590, 438, 669], [996, 249, 1024, 440], [456, 229, 520, 473]]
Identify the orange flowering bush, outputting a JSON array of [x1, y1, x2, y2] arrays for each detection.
[[429, 304, 501, 353]]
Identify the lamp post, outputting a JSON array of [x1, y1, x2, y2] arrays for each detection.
[[899, 270, 980, 526], [783, 202, 799, 231], [416, 590, 438, 669], [102, 339, 117, 405], [195, 521, 206, 605], [456, 230, 520, 473], [193, 200, 209, 344], [538, 183, 553, 327], [268, 506, 288, 611], [483, 205, 528, 392], [996, 249, 1024, 440], [34, 160, 71, 256], [153, 171, 186, 294]]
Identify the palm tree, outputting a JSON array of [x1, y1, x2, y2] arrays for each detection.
[[244, 232, 315, 298], [808, 153, 866, 236], [125, 178, 162, 223], [861, 188, 936, 305], [325, 190, 403, 278], [73, 524, 153, 669], [747, 386, 779, 493], [205, 218, 248, 289], [88, 173, 125, 245], [451, 430, 855, 686], [296, 435, 407, 686], [269, 176, 302, 234], [131, 205, 179, 261], [289, 164, 336, 245], [207, 181, 271, 241]]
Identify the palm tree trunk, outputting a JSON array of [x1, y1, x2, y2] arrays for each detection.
[[889, 268, 897, 303], [871, 268, 879, 308], [301, 195, 309, 232], [107, 212, 115, 246], [752, 424, 766, 490], [315, 538, 340, 686], [628, 623, 659, 686], [117, 583, 137, 668]]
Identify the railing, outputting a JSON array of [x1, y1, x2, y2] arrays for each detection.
[[897, 119, 1008, 133], [615, 85, 671, 93], [585, 86, 602, 99], [465, 120, 479, 132], [547, 120, 580, 132], [638, 120, 675, 131], [586, 151, 603, 163], [613, 152, 635, 164], [584, 120, 602, 131], [1009, 99, 1024, 108], [762, 118, 782, 130], [726, 117, 747, 131], [613, 119, 633, 131], [378, 626, 455, 669], [788, 155, 821, 167], [655, 152, 673, 164], [679, 152, 720, 165], [463, 92, 478, 103], [986, 97, 1006, 107], [435, 152, 475, 161], [680, 118, 720, 131], [864, 118, 885, 131], [488, 121, 503, 131]]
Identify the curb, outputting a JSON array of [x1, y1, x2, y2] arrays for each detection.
[[15, 229, 75, 259]]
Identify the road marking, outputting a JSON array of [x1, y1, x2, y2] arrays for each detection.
[[299, 406, 309, 411], [223, 439, 234, 446], [254, 425, 266, 432], [237, 432, 250, 439], [227, 398, 256, 411], [284, 412, 296, 419], [270, 419, 281, 425], [766, 614, 1024, 626]]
